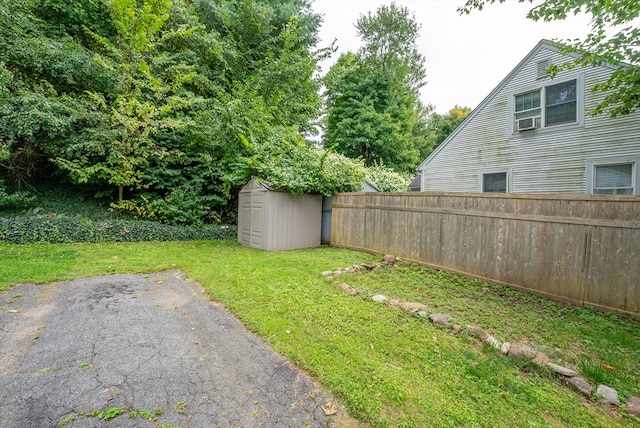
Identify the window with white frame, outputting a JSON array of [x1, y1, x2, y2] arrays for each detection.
[[482, 172, 508, 193], [593, 163, 634, 194], [513, 78, 578, 132], [587, 158, 638, 195]]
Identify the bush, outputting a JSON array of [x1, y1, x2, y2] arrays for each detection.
[[0, 180, 36, 211], [0, 215, 237, 244], [365, 164, 412, 192]]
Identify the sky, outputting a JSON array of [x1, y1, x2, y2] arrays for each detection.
[[311, 0, 593, 114]]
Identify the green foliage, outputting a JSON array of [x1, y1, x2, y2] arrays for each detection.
[[460, 0, 640, 116], [364, 164, 412, 192], [356, 2, 426, 95], [322, 4, 430, 172], [0, 215, 236, 244], [253, 128, 366, 196], [1, 0, 338, 224], [324, 58, 420, 171], [424, 105, 472, 156], [0, 180, 35, 210], [97, 407, 125, 420]]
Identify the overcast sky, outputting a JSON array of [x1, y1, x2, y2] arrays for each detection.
[[311, 0, 593, 114]]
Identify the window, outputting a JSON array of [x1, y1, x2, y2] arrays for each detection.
[[587, 157, 638, 195], [545, 80, 577, 126], [482, 172, 507, 193], [594, 163, 634, 194], [515, 91, 541, 121], [512, 77, 579, 133]]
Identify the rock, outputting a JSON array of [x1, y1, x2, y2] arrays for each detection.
[[485, 335, 501, 349], [429, 313, 449, 326], [500, 342, 511, 355], [596, 384, 620, 406], [532, 352, 551, 366], [321, 402, 336, 416], [547, 363, 579, 377], [451, 325, 462, 334], [467, 324, 489, 341], [340, 283, 361, 295], [508, 342, 537, 359], [566, 377, 593, 398], [361, 262, 376, 270], [414, 310, 428, 318], [382, 254, 396, 264], [321, 271, 333, 277], [521, 344, 538, 360], [351, 265, 361, 272], [626, 396, 640, 416], [388, 299, 400, 306], [508, 343, 524, 358], [399, 301, 428, 311], [372, 294, 388, 303]]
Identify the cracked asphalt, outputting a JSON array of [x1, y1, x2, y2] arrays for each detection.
[[0, 271, 337, 427]]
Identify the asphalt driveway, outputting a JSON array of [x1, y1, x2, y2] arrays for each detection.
[[0, 271, 337, 427]]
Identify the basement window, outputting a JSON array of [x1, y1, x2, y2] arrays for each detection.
[[482, 172, 508, 193], [587, 157, 638, 195]]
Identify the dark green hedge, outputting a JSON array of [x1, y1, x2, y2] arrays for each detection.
[[0, 215, 237, 244]]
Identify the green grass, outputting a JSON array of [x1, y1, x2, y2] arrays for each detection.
[[1, 241, 639, 427]]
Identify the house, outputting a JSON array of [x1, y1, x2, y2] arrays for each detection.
[[407, 173, 421, 191], [417, 39, 640, 195]]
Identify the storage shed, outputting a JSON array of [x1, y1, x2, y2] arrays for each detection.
[[238, 178, 322, 251]]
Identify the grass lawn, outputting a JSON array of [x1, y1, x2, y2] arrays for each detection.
[[1, 240, 639, 427]]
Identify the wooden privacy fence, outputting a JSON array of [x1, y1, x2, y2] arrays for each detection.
[[330, 192, 640, 319]]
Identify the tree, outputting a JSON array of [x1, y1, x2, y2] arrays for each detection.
[[425, 105, 472, 154], [323, 57, 419, 171], [459, 0, 640, 117], [322, 3, 427, 172], [356, 2, 426, 97], [0, 0, 357, 224]]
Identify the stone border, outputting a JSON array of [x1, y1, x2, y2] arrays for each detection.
[[321, 255, 640, 417]]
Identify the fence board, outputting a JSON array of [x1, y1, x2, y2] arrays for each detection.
[[331, 192, 640, 319]]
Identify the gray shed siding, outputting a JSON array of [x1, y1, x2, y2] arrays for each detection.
[[419, 40, 640, 194], [238, 179, 321, 251]]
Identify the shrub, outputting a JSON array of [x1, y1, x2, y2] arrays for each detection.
[[0, 180, 36, 211], [365, 164, 412, 192], [0, 215, 237, 244]]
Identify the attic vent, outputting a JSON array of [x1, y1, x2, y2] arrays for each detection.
[[537, 60, 550, 79]]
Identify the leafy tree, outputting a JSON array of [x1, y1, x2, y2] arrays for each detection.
[[324, 60, 418, 171], [459, 0, 640, 117], [323, 3, 427, 172], [0, 0, 361, 224], [424, 105, 472, 155], [356, 2, 426, 97]]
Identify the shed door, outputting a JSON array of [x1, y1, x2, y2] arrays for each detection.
[[239, 191, 265, 248]]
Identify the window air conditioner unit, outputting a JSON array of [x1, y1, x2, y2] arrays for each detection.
[[516, 116, 541, 132]]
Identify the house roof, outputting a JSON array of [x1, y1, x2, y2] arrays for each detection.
[[418, 39, 582, 171], [408, 173, 421, 190]]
